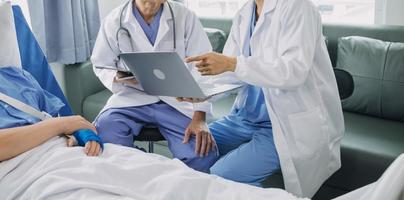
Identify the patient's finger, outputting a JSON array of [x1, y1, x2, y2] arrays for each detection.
[[85, 142, 90, 154], [86, 142, 94, 156], [93, 143, 100, 156], [183, 128, 191, 144], [195, 131, 202, 155], [66, 136, 76, 147], [89, 141, 97, 156], [86, 142, 93, 156]]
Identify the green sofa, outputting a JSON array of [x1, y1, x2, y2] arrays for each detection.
[[63, 21, 404, 199]]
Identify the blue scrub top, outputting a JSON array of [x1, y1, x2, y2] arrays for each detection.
[[133, 4, 163, 46], [0, 67, 64, 129], [229, 4, 272, 128]]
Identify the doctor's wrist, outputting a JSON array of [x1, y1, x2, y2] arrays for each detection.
[[192, 111, 206, 122], [226, 57, 237, 72]]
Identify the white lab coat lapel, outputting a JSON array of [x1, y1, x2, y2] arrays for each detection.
[[121, 1, 153, 51], [238, 1, 254, 56], [153, 3, 172, 50], [250, 0, 277, 54]]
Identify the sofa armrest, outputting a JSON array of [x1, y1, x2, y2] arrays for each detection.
[[64, 61, 106, 115]]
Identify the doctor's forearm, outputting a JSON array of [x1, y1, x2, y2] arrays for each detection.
[[0, 120, 63, 161]]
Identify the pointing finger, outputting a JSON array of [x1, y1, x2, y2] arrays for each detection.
[[186, 55, 207, 63]]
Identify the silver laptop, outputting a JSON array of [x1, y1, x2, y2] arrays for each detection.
[[119, 52, 241, 98]]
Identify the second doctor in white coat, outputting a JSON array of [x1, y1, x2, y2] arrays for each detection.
[[185, 0, 345, 197], [91, 0, 218, 172]]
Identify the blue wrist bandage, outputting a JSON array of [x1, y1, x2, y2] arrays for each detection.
[[73, 129, 104, 149]]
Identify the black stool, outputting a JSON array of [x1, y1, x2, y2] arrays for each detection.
[[134, 126, 165, 153]]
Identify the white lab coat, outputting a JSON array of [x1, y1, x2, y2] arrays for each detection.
[[91, 1, 212, 118], [218, 0, 345, 198]]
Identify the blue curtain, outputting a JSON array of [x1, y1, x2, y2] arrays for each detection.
[[13, 6, 73, 116], [27, 0, 100, 64]]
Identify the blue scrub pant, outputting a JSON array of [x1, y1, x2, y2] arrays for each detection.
[[209, 116, 281, 186], [95, 102, 218, 172]]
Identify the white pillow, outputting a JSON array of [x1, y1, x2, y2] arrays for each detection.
[[0, 1, 21, 68]]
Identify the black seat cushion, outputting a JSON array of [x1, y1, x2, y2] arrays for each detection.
[[134, 127, 165, 142]]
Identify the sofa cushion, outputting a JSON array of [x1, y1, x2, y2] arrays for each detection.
[[82, 89, 112, 121], [382, 42, 404, 121], [204, 28, 227, 53], [65, 61, 106, 115], [325, 111, 404, 191], [337, 36, 404, 121]]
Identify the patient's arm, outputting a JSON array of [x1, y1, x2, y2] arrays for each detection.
[[0, 116, 99, 161]]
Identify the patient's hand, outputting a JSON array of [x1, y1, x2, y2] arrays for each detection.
[[84, 141, 102, 157], [56, 116, 102, 157], [55, 116, 97, 135], [66, 134, 101, 157]]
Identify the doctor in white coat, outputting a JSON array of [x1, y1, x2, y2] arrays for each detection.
[[184, 0, 344, 197], [91, 0, 218, 173]]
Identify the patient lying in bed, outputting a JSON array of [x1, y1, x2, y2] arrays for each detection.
[[0, 66, 102, 161], [0, 66, 403, 200], [0, 66, 304, 200]]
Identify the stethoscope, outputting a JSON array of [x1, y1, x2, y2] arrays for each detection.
[[116, 0, 176, 55]]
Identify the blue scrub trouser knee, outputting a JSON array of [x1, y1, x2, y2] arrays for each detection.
[[209, 117, 281, 186], [94, 103, 218, 173]]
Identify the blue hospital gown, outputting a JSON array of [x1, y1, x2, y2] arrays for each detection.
[[0, 66, 64, 129]]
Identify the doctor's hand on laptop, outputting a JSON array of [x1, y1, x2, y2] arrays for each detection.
[[114, 71, 138, 86], [176, 96, 211, 103]]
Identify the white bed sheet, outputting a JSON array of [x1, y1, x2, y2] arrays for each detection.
[[0, 137, 306, 200]]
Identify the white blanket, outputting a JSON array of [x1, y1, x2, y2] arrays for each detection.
[[0, 137, 306, 200]]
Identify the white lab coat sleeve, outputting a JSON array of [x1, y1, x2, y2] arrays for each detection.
[[90, 20, 119, 93], [184, 11, 213, 113], [234, 1, 319, 90]]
